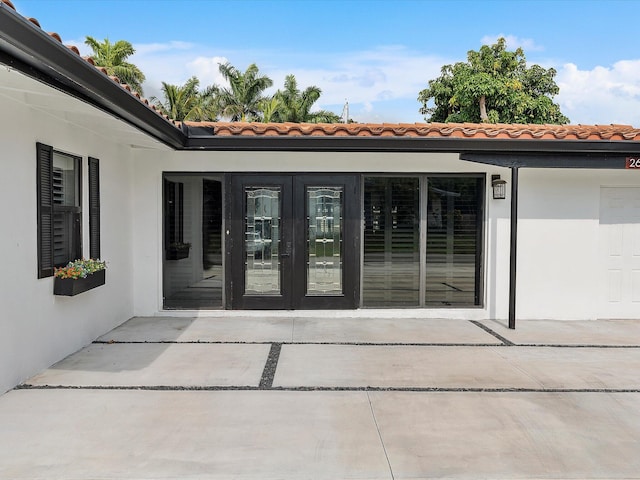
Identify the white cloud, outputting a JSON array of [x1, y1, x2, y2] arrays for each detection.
[[132, 42, 449, 121], [264, 46, 448, 121], [556, 60, 640, 125], [56, 32, 640, 125], [129, 42, 226, 100], [188, 56, 230, 88], [124, 38, 640, 126], [480, 34, 544, 52]]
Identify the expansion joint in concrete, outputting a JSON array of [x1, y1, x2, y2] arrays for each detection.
[[469, 320, 515, 345], [259, 343, 282, 389], [367, 391, 395, 480], [14, 384, 640, 393]]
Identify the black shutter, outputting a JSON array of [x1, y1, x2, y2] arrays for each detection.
[[37, 142, 54, 278], [88, 157, 100, 259]]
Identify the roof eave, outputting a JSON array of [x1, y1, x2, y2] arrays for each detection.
[[0, 3, 186, 149], [184, 133, 640, 155]]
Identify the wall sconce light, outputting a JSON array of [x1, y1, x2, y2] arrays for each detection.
[[492, 175, 507, 200]]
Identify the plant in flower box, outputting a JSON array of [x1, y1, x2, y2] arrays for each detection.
[[53, 258, 106, 296]]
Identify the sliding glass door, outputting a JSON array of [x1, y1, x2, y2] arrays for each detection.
[[425, 177, 483, 306], [362, 175, 484, 308], [363, 177, 420, 306]]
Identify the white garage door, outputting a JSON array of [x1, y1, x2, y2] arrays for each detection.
[[600, 187, 640, 318]]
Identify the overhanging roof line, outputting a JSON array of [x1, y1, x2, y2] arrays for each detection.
[[460, 153, 631, 168], [0, 4, 187, 149]]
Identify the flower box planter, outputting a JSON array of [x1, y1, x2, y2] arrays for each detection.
[[166, 246, 190, 260], [54, 269, 106, 296]]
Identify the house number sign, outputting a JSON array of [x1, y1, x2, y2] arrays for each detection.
[[626, 157, 640, 169]]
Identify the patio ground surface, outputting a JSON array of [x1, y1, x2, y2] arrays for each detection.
[[1, 316, 640, 479]]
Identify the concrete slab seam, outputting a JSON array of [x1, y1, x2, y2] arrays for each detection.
[[365, 391, 395, 479], [14, 384, 640, 393], [94, 340, 507, 347], [469, 320, 515, 345], [93, 339, 640, 348], [515, 344, 640, 348], [259, 343, 282, 389]]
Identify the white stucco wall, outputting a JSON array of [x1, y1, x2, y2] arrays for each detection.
[[0, 79, 138, 394], [517, 168, 640, 320]]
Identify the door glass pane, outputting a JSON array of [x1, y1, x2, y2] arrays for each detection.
[[245, 187, 281, 295], [363, 177, 420, 306], [163, 176, 223, 310], [307, 186, 343, 295], [425, 177, 481, 306]]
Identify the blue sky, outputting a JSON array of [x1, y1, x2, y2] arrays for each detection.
[[13, 0, 640, 125]]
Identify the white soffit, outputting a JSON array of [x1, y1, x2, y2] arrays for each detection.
[[0, 64, 172, 151]]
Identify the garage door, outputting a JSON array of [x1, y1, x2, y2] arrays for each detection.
[[600, 187, 640, 318]]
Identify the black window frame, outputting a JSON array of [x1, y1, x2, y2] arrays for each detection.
[[37, 142, 82, 278]]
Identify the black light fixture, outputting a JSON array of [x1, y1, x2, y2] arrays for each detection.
[[491, 175, 507, 200]]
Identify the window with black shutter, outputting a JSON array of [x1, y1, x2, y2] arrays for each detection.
[[88, 157, 100, 259], [37, 143, 82, 278]]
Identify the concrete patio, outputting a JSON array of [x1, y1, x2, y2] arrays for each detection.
[[1, 317, 640, 479]]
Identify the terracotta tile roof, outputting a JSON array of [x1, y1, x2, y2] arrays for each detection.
[[0, 0, 180, 129], [187, 121, 640, 141]]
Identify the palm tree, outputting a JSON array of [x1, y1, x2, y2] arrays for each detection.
[[270, 75, 341, 123], [275, 75, 319, 122], [259, 96, 283, 123], [216, 62, 273, 121], [85, 36, 146, 96], [151, 76, 218, 121]]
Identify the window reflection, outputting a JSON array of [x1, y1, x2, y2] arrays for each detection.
[[425, 177, 482, 306], [307, 187, 343, 295], [363, 177, 420, 307], [245, 187, 281, 295]]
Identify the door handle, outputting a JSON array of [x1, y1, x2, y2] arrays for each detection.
[[281, 241, 292, 258]]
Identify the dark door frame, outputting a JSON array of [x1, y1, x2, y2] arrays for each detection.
[[293, 175, 360, 309], [226, 173, 360, 310], [227, 174, 293, 309]]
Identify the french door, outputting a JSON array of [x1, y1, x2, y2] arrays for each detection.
[[227, 174, 360, 309]]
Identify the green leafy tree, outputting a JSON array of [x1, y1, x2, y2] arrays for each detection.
[[85, 36, 146, 96], [151, 76, 218, 121], [313, 110, 344, 123], [418, 38, 569, 124], [216, 62, 273, 121]]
